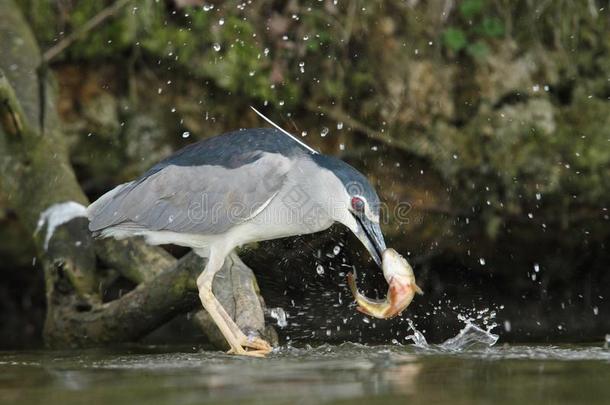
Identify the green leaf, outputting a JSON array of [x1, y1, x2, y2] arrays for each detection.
[[466, 41, 489, 59], [459, 0, 484, 19], [479, 17, 504, 38], [443, 28, 468, 52]]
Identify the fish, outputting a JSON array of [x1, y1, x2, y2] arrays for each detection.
[[347, 248, 423, 319]]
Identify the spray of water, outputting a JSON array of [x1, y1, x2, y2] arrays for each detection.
[[404, 319, 428, 347], [404, 315, 499, 351], [440, 321, 499, 350]]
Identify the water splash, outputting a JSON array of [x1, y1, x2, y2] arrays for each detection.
[[404, 319, 428, 347], [269, 307, 288, 328], [440, 321, 499, 351], [404, 316, 498, 351]]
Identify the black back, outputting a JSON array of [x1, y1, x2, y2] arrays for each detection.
[[143, 128, 310, 177]]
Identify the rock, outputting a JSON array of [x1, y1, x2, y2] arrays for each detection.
[[81, 91, 120, 139], [123, 112, 173, 174], [476, 40, 559, 104], [385, 60, 455, 128]]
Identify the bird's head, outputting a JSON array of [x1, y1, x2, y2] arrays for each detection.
[[313, 155, 387, 267]]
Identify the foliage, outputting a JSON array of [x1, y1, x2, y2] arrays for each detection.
[[12, 0, 610, 243], [442, 0, 504, 59]]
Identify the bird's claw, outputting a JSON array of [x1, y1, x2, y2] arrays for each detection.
[[226, 336, 272, 357], [226, 347, 268, 357], [241, 336, 273, 353]]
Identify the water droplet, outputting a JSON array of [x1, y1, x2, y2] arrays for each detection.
[[316, 265, 325, 275], [279, 100, 285, 106], [333, 245, 341, 255], [479, 258, 486, 266], [202, 4, 214, 11], [536, 193, 542, 200], [218, 18, 225, 26], [270, 307, 287, 328], [182, 131, 190, 138], [337, 122, 343, 130], [534, 263, 540, 272], [320, 127, 329, 137]]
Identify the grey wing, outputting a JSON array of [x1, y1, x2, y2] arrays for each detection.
[[88, 152, 292, 235]]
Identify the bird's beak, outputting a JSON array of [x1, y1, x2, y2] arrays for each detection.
[[353, 215, 386, 267]]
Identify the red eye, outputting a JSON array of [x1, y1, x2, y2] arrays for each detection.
[[351, 197, 365, 212]]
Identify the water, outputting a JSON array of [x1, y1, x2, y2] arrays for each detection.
[[2, 340, 609, 404]]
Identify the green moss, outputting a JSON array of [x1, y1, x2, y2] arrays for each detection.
[[553, 94, 610, 203], [15, 0, 57, 46]]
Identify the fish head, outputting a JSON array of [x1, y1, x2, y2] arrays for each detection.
[[381, 249, 414, 284]]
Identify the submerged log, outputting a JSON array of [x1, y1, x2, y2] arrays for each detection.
[[0, 0, 272, 347]]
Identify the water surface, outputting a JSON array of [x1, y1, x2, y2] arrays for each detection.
[[1, 342, 609, 405]]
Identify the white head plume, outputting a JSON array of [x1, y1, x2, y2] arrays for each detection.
[[250, 106, 318, 154]]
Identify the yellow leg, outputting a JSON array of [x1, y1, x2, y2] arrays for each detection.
[[197, 254, 272, 357], [213, 303, 272, 353]]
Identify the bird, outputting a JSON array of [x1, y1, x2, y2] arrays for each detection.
[[87, 109, 387, 356]]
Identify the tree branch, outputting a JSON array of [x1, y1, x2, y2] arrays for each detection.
[[42, 0, 133, 63], [306, 102, 415, 154], [44, 251, 204, 346]]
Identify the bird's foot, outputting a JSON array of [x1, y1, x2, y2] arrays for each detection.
[[240, 335, 273, 353], [226, 347, 269, 357], [226, 337, 272, 357], [224, 332, 272, 357], [229, 328, 273, 353]]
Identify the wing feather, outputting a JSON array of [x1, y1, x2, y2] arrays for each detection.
[[88, 152, 292, 235]]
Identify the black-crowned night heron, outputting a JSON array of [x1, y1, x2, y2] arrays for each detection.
[[88, 110, 387, 356]]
